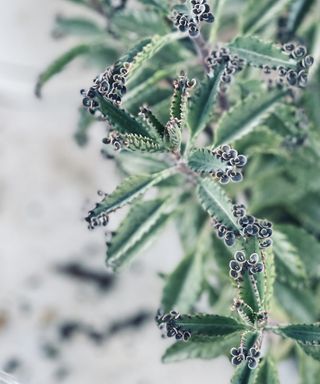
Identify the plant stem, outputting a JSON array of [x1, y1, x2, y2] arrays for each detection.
[[193, 34, 210, 72]]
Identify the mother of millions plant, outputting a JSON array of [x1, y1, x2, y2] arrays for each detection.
[[37, 0, 320, 382]]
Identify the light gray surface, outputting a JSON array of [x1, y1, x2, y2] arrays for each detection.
[[0, 1, 296, 383]]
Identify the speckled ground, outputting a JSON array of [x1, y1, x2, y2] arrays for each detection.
[[0, 1, 296, 383]]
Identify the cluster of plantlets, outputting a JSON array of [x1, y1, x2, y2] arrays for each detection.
[[37, 0, 320, 382]]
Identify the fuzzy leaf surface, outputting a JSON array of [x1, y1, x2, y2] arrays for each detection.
[[188, 148, 229, 174], [279, 324, 320, 345], [188, 65, 226, 138], [52, 15, 103, 37], [162, 333, 240, 363], [36, 43, 95, 97], [123, 134, 165, 152], [96, 94, 151, 137], [276, 224, 320, 279], [254, 357, 280, 384], [231, 332, 260, 384], [107, 197, 174, 270], [87, 168, 176, 218], [214, 90, 288, 146], [241, 0, 291, 34], [240, 237, 265, 314], [197, 177, 239, 231], [173, 314, 246, 337], [228, 36, 296, 69], [275, 282, 316, 323], [273, 230, 307, 283], [161, 252, 203, 313]]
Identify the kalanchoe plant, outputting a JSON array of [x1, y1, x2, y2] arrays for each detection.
[[38, 0, 320, 382]]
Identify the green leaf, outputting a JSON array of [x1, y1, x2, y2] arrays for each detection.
[[241, 0, 291, 34], [87, 167, 176, 219], [275, 224, 320, 279], [123, 133, 165, 152], [52, 15, 103, 38], [170, 74, 193, 127], [286, 0, 315, 38], [188, 148, 230, 174], [123, 64, 179, 108], [166, 118, 182, 152], [298, 347, 320, 384], [197, 177, 240, 231], [175, 201, 208, 253], [161, 227, 211, 312], [273, 230, 307, 286], [275, 282, 317, 323], [278, 324, 320, 345], [299, 344, 320, 361], [234, 126, 285, 157], [35, 43, 96, 97], [137, 0, 169, 13], [231, 332, 260, 384], [228, 36, 296, 69], [126, 86, 171, 115], [209, 0, 226, 43], [214, 90, 288, 146], [254, 357, 280, 384], [114, 151, 169, 175], [240, 237, 264, 314], [278, 324, 320, 361], [188, 65, 226, 138], [162, 333, 240, 363], [124, 33, 181, 82], [263, 247, 276, 312], [172, 314, 247, 337], [74, 107, 95, 146], [111, 10, 169, 38], [161, 252, 203, 313], [107, 197, 175, 270], [96, 94, 151, 137]]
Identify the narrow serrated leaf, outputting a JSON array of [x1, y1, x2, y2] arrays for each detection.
[[273, 230, 307, 283], [172, 314, 247, 337], [162, 333, 240, 363], [161, 252, 203, 313], [263, 247, 276, 312], [188, 65, 226, 138], [254, 357, 280, 384], [123, 133, 165, 152], [275, 282, 316, 323], [228, 36, 296, 69], [161, 227, 211, 312], [87, 167, 176, 219], [107, 197, 174, 270], [298, 346, 320, 383], [286, 0, 315, 37], [36, 43, 93, 97], [52, 15, 103, 37], [188, 148, 229, 174], [197, 177, 239, 231], [278, 324, 320, 345], [214, 90, 288, 146], [240, 237, 265, 314], [111, 10, 169, 37], [276, 224, 320, 279], [241, 0, 291, 34], [124, 33, 181, 83], [96, 94, 151, 137], [231, 332, 260, 384], [74, 107, 95, 146]]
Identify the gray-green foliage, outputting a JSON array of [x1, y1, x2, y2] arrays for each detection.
[[39, 0, 320, 382]]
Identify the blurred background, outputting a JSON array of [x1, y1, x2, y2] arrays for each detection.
[[0, 1, 298, 383]]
